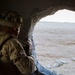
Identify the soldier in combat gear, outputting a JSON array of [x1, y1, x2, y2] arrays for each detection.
[[0, 11, 36, 75]]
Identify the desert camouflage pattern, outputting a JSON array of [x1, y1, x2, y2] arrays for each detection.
[[0, 32, 36, 75]]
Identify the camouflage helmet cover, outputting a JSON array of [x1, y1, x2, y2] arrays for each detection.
[[0, 11, 23, 28], [0, 11, 23, 37]]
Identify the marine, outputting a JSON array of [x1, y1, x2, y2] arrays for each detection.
[[0, 11, 36, 75]]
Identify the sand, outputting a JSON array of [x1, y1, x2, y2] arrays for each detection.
[[33, 22, 75, 75]]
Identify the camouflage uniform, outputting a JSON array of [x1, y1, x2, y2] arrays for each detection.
[[0, 11, 36, 75]]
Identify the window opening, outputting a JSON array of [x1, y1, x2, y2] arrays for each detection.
[[33, 9, 75, 75]]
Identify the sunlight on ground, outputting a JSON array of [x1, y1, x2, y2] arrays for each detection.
[[33, 22, 75, 75], [33, 9, 75, 75]]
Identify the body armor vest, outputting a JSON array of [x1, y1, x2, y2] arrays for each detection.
[[0, 37, 22, 75]]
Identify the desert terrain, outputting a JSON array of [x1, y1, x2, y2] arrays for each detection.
[[33, 22, 75, 75]]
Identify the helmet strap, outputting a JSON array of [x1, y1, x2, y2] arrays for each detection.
[[0, 25, 18, 37]]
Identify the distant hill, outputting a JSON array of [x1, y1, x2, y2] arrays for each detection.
[[36, 21, 75, 26]]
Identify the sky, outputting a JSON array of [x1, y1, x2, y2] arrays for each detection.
[[40, 9, 75, 23]]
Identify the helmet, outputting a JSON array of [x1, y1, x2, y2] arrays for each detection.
[[0, 11, 23, 37]]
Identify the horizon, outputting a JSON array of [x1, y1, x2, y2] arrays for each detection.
[[40, 21, 75, 23]]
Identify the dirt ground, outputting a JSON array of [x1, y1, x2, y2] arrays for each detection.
[[33, 22, 75, 75]]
